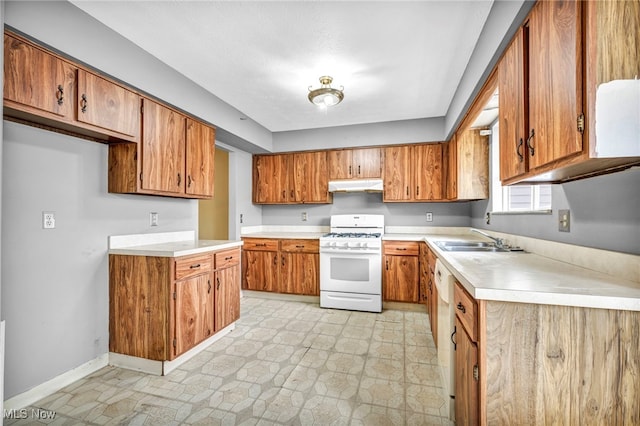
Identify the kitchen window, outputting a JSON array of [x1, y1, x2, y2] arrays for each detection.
[[490, 121, 552, 213]]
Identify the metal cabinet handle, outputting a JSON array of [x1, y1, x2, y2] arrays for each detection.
[[406, 186, 409, 196], [295, 245, 305, 248], [56, 85, 64, 106], [216, 276, 221, 290], [396, 247, 407, 251], [225, 256, 233, 260], [451, 327, 457, 351], [385, 259, 389, 270], [526, 129, 535, 156], [273, 255, 277, 265], [256, 243, 266, 247], [416, 186, 420, 196], [282, 190, 286, 199], [516, 138, 524, 162], [208, 279, 212, 294], [456, 302, 466, 313], [290, 190, 294, 199], [358, 165, 361, 175], [187, 175, 192, 188], [349, 165, 352, 176], [190, 264, 201, 269], [80, 94, 88, 113], [281, 255, 285, 266], [177, 173, 182, 186]]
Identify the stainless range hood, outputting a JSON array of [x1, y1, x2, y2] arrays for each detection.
[[328, 179, 384, 193]]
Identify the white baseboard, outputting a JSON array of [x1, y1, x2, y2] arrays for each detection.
[[3, 353, 109, 411], [109, 322, 236, 376]]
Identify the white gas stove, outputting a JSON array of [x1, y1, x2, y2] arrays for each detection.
[[319, 214, 384, 313]]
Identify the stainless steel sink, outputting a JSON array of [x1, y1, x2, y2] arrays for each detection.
[[434, 240, 510, 252]]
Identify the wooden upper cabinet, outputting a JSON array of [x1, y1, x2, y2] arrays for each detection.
[[4, 33, 76, 120], [141, 98, 186, 194], [253, 152, 330, 204], [76, 70, 140, 139], [186, 118, 216, 197], [527, 0, 583, 170], [499, 28, 528, 182], [291, 151, 329, 203], [253, 154, 289, 203], [383, 146, 412, 201], [414, 144, 443, 201], [328, 148, 382, 179], [384, 144, 443, 202]]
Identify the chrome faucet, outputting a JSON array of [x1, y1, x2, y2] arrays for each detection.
[[471, 229, 506, 248]]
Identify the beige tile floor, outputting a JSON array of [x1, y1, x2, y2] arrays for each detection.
[[8, 295, 452, 425]]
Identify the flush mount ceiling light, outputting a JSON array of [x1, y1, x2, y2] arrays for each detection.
[[308, 76, 344, 107]]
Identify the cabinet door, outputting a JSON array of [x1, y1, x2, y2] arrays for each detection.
[[328, 150, 353, 179], [141, 99, 186, 194], [215, 265, 240, 331], [455, 317, 479, 425], [4, 34, 75, 119], [528, 0, 582, 170], [242, 250, 278, 292], [280, 252, 319, 296], [353, 148, 382, 178], [185, 118, 216, 197], [292, 152, 329, 203], [499, 29, 528, 182], [76, 70, 140, 139], [414, 144, 443, 201], [253, 154, 289, 203], [383, 255, 419, 302], [418, 243, 429, 304], [174, 274, 214, 357], [383, 146, 412, 201]]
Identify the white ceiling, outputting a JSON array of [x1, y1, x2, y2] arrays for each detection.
[[70, 1, 494, 133]]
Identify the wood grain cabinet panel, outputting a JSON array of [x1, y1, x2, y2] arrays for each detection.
[[291, 151, 330, 203], [252, 154, 290, 203], [76, 69, 140, 139], [328, 147, 381, 179], [383, 241, 420, 303], [186, 118, 216, 197], [4, 33, 76, 120], [215, 254, 241, 332], [174, 273, 213, 357], [383, 144, 444, 202], [242, 239, 279, 292], [456, 315, 480, 426], [527, 0, 583, 171], [141, 98, 186, 194], [110, 248, 240, 363]]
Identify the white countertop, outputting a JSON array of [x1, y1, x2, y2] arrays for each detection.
[[108, 231, 242, 257], [239, 226, 640, 311], [420, 234, 640, 312]]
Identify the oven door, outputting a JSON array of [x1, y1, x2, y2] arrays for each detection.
[[319, 250, 381, 295]]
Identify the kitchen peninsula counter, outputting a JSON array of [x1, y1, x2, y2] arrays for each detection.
[[108, 230, 242, 257]]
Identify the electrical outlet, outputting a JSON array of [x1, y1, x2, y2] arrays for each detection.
[[150, 212, 159, 226], [301, 212, 308, 222], [426, 212, 433, 222], [558, 209, 570, 232], [42, 211, 55, 229]]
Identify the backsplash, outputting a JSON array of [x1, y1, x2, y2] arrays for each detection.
[[261, 192, 472, 227]]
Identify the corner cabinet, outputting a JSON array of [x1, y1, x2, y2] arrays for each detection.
[[383, 144, 443, 202], [109, 247, 241, 363], [108, 99, 216, 199], [252, 152, 331, 204], [498, 0, 640, 185]]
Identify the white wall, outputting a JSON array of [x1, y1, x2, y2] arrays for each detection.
[[1, 122, 198, 398]]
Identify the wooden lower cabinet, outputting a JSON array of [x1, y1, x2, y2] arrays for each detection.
[[109, 247, 241, 362], [383, 241, 420, 303], [214, 249, 241, 331], [453, 280, 640, 425], [242, 238, 319, 296]]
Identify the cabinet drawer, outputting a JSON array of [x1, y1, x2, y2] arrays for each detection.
[[242, 238, 279, 251], [280, 239, 319, 253], [454, 281, 478, 342], [175, 253, 212, 280], [215, 247, 241, 269], [383, 241, 420, 256]]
